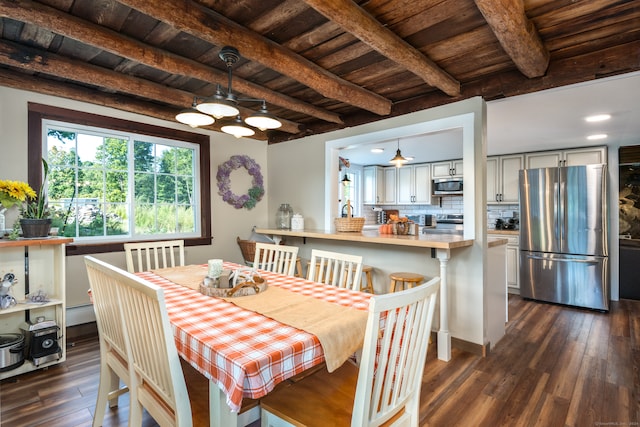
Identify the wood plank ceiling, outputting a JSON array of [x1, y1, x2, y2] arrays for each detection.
[[0, 0, 638, 143]]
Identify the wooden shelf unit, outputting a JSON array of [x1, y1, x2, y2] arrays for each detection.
[[0, 237, 72, 380]]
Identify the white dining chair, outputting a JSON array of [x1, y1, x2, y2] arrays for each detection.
[[253, 242, 299, 276], [307, 249, 363, 291], [86, 256, 259, 426], [85, 256, 133, 427], [260, 276, 440, 427], [124, 239, 185, 273], [114, 261, 193, 427]]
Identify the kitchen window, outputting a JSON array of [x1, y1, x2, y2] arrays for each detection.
[[339, 170, 360, 217], [28, 103, 211, 253]]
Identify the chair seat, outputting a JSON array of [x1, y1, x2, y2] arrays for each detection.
[[261, 362, 358, 427]]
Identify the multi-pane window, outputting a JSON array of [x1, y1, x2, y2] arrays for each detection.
[[44, 120, 200, 242]]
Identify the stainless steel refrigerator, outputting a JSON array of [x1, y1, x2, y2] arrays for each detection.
[[519, 164, 609, 311]]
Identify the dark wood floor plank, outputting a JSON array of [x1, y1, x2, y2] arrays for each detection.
[[1, 296, 638, 426]]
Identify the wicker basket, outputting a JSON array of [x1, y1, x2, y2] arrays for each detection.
[[334, 217, 365, 232], [237, 237, 256, 263]]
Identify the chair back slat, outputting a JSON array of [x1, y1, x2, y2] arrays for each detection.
[[253, 242, 299, 276], [124, 240, 185, 273], [307, 249, 363, 291]]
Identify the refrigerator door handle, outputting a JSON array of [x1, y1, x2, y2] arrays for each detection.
[[525, 254, 599, 264]]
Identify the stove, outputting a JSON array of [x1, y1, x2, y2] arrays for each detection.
[[423, 214, 463, 234], [435, 214, 463, 230]]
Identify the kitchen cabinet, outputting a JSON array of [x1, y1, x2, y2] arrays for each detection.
[[0, 238, 72, 380], [525, 146, 607, 169], [382, 167, 397, 204], [487, 155, 524, 204], [397, 163, 432, 204], [363, 166, 384, 204], [431, 159, 463, 178], [491, 233, 520, 293]]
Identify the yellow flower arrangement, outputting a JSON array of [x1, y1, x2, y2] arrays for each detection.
[[0, 180, 36, 210]]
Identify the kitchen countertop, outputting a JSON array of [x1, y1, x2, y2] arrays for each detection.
[[488, 229, 520, 235], [256, 228, 506, 249]]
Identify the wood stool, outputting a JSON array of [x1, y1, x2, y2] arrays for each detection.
[[389, 272, 425, 292], [360, 265, 374, 293], [295, 257, 303, 278]]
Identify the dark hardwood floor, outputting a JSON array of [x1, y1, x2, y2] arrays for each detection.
[[1, 295, 638, 427]]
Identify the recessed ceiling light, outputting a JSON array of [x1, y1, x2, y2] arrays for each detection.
[[587, 134, 608, 140], [585, 114, 611, 122], [371, 148, 384, 153], [404, 156, 415, 161]]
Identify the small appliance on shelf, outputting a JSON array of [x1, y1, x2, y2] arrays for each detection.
[[20, 317, 62, 367]]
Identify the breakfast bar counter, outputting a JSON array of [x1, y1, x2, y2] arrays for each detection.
[[255, 228, 476, 249], [256, 228, 507, 361]]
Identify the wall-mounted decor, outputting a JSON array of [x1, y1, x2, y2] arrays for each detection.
[[216, 155, 264, 210]]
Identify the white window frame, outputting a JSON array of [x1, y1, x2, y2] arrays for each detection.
[[43, 119, 201, 243]]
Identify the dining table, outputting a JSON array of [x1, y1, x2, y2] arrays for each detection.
[[137, 261, 372, 427]]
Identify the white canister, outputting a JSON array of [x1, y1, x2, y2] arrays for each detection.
[[291, 214, 304, 231], [207, 259, 223, 278]]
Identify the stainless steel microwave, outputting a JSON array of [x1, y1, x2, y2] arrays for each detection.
[[432, 177, 463, 195]]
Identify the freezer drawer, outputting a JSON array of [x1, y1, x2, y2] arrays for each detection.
[[520, 251, 609, 311]]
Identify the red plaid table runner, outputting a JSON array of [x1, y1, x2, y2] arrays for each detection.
[[137, 262, 371, 412]]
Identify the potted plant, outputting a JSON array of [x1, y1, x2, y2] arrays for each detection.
[[18, 159, 52, 238]]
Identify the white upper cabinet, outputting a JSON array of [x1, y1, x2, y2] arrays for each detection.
[[487, 154, 524, 204], [363, 166, 384, 204], [397, 164, 432, 204], [525, 147, 607, 169], [564, 147, 607, 166], [383, 167, 397, 204], [432, 159, 463, 178]]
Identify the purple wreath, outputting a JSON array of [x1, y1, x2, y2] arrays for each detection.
[[216, 155, 264, 209]]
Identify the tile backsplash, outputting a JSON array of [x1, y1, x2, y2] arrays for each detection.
[[365, 197, 519, 230]]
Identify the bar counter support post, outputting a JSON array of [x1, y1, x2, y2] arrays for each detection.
[[435, 248, 451, 361]]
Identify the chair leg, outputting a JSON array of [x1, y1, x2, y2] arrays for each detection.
[[128, 392, 143, 427], [93, 365, 121, 427]]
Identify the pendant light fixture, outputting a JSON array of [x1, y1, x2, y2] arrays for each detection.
[[175, 98, 215, 128], [389, 139, 408, 167], [221, 116, 255, 138], [341, 173, 351, 185], [175, 46, 282, 135]]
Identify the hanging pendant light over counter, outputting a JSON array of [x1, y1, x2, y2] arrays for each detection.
[[389, 139, 408, 167]]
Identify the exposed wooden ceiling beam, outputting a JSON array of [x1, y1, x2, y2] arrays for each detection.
[[302, 0, 461, 97], [0, 0, 342, 125], [0, 67, 250, 137], [116, 0, 392, 116], [473, 0, 550, 78], [0, 40, 301, 134]]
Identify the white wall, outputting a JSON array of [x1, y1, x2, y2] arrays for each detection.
[[0, 86, 269, 324]]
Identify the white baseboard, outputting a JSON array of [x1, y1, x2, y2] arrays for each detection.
[[66, 304, 96, 326]]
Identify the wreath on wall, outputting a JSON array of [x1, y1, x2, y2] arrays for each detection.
[[216, 155, 264, 210]]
